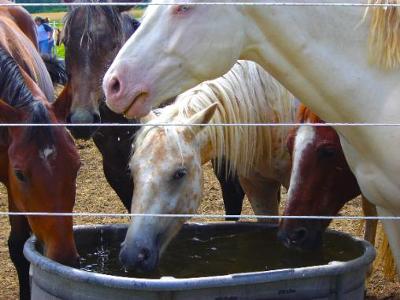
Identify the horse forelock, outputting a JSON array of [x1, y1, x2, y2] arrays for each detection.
[[296, 104, 324, 124], [63, 4, 124, 51], [133, 106, 186, 169], [367, 0, 400, 69], [25, 102, 55, 149]]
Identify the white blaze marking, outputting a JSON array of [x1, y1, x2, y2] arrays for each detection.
[[287, 126, 316, 203], [40, 147, 56, 161]]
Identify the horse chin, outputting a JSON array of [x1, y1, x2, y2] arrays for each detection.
[[277, 228, 323, 252], [119, 235, 161, 273], [122, 92, 151, 119], [67, 125, 99, 140]]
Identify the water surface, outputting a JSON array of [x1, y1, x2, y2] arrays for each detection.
[[78, 226, 363, 278]]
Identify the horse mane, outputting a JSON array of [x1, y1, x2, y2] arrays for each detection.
[[367, 0, 400, 68], [121, 12, 140, 38], [0, 47, 54, 147], [136, 61, 297, 177], [63, 1, 125, 50], [296, 104, 324, 123]]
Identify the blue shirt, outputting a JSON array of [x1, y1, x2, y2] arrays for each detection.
[[36, 24, 48, 42]]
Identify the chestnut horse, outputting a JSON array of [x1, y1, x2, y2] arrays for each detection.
[[0, 4, 80, 299], [60, 3, 245, 216], [278, 105, 377, 250]]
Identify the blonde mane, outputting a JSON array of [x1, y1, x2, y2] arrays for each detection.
[[367, 0, 400, 68], [135, 61, 297, 177]]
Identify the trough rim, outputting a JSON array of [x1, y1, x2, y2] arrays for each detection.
[[24, 222, 376, 291]]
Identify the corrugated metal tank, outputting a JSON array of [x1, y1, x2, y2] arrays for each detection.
[[24, 223, 375, 300]]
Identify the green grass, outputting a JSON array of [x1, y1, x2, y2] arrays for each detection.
[[56, 44, 65, 59]]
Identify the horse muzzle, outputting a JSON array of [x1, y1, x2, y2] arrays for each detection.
[[119, 237, 160, 273], [277, 224, 322, 251]]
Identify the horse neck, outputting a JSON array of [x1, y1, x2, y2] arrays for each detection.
[[19, 67, 48, 104], [240, 1, 400, 145], [0, 16, 54, 101], [3, 4, 38, 47]]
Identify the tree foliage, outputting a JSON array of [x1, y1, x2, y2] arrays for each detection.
[[16, 0, 66, 14]]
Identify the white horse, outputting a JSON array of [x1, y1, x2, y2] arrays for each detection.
[[103, 0, 400, 272], [120, 61, 297, 271]]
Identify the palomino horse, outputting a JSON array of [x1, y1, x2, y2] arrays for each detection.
[[61, 2, 245, 215], [103, 0, 400, 272], [120, 61, 296, 271], [0, 4, 80, 299], [278, 105, 377, 250]]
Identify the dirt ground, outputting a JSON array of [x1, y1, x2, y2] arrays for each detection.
[[0, 139, 400, 299]]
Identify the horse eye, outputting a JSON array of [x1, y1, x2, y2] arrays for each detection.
[[175, 5, 191, 14], [172, 168, 187, 180], [318, 146, 337, 158], [14, 170, 27, 182]]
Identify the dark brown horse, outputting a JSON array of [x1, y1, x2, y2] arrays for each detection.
[[278, 105, 377, 250], [60, 3, 245, 215], [0, 3, 80, 299]]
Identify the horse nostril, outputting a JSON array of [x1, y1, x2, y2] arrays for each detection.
[[109, 76, 121, 95], [137, 247, 150, 263], [292, 227, 308, 244]]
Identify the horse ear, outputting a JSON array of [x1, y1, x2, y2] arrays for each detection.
[[184, 103, 218, 138], [0, 99, 22, 123], [109, 0, 141, 12], [116, 6, 134, 13], [140, 111, 157, 123], [52, 85, 72, 122]]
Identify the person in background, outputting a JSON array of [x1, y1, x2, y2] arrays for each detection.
[[43, 17, 55, 56], [34, 17, 49, 55], [34, 17, 53, 55]]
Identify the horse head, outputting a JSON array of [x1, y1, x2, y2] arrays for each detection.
[[120, 103, 217, 272], [278, 107, 361, 251], [103, 1, 245, 118], [62, 0, 140, 139], [0, 48, 80, 266]]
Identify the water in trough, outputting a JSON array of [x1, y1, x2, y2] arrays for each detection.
[[78, 225, 363, 278]]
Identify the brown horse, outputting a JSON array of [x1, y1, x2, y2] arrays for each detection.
[[61, 2, 140, 138], [278, 105, 377, 250], [0, 3, 80, 299]]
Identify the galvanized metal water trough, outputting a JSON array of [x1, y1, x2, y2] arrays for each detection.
[[24, 223, 375, 300]]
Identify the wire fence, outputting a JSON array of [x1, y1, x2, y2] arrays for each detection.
[[6, 2, 400, 7], [1, 212, 400, 220], [3, 122, 400, 127], [0, 0, 399, 221]]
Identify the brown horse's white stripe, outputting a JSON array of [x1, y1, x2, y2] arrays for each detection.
[[287, 125, 315, 204]]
